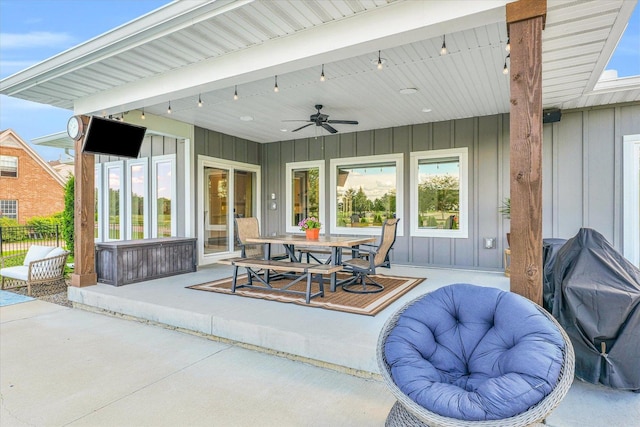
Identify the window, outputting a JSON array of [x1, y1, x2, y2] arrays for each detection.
[[152, 155, 176, 238], [126, 159, 149, 240], [95, 166, 102, 241], [0, 156, 18, 177], [104, 161, 124, 240], [330, 154, 403, 235], [410, 148, 468, 238], [285, 161, 325, 233], [0, 200, 17, 219]]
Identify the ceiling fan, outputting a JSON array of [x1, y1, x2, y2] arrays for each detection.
[[285, 104, 358, 134]]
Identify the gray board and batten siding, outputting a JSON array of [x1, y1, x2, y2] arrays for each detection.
[[259, 102, 640, 271]]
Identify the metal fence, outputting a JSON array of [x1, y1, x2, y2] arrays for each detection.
[[0, 225, 65, 256]]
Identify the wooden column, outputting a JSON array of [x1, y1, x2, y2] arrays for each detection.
[[506, 0, 546, 304], [70, 115, 97, 287]]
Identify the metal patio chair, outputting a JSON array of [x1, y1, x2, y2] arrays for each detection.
[[341, 218, 399, 294]]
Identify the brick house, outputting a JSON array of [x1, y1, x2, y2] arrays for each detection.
[[0, 129, 66, 223]]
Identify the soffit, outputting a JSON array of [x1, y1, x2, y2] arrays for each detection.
[[1, 0, 637, 144]]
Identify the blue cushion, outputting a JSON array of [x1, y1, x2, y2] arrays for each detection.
[[384, 284, 565, 421]]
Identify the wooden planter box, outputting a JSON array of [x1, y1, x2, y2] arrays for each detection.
[[95, 237, 197, 286]]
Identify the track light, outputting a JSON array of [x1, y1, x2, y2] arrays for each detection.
[[503, 54, 510, 75], [506, 37, 511, 52], [141, 108, 145, 120], [167, 101, 172, 114], [320, 64, 325, 82], [198, 94, 203, 107], [377, 50, 383, 70], [274, 75, 279, 92], [440, 35, 447, 55], [233, 85, 238, 100]]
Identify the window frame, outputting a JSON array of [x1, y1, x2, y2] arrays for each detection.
[[0, 155, 18, 178], [103, 160, 125, 241], [410, 147, 469, 238], [0, 199, 18, 219], [95, 165, 103, 242], [329, 153, 404, 236], [285, 160, 325, 234], [152, 155, 176, 238], [125, 158, 149, 240]]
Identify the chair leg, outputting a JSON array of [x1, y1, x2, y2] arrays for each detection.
[[342, 272, 384, 294]]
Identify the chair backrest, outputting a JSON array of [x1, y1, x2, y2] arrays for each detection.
[[234, 217, 262, 258], [374, 218, 400, 266]]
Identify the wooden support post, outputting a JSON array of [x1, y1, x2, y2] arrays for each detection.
[[70, 115, 97, 287], [506, 0, 546, 305]]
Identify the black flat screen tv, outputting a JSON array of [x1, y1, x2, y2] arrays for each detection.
[[81, 116, 147, 158]]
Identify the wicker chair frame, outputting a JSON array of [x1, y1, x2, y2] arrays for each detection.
[[1, 252, 69, 297], [377, 292, 575, 427]]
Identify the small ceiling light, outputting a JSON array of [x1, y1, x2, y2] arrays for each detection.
[[240, 115, 254, 121], [280, 128, 288, 132], [506, 37, 511, 52], [274, 75, 279, 93], [421, 108, 433, 113], [198, 94, 203, 107], [399, 88, 418, 95], [320, 64, 325, 82], [377, 50, 383, 70], [503, 54, 510, 75], [141, 108, 145, 120], [167, 101, 172, 114], [233, 85, 238, 100], [440, 35, 447, 55]]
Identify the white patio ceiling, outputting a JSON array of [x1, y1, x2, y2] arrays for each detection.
[[1, 0, 638, 144]]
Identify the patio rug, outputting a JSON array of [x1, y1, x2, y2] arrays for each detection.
[[0, 290, 35, 307], [187, 273, 425, 316]]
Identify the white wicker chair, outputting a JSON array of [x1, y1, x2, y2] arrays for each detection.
[[377, 288, 575, 427], [1, 246, 69, 297]]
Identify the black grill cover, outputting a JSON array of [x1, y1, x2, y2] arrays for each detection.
[[550, 228, 640, 391]]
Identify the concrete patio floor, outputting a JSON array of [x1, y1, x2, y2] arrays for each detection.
[[1, 264, 638, 426]]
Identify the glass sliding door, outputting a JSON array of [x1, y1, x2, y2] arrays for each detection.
[[198, 156, 260, 264], [204, 166, 229, 254]]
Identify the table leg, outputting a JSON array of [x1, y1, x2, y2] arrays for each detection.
[[330, 247, 338, 292]]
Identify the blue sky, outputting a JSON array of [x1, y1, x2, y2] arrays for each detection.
[[1, 0, 638, 161]]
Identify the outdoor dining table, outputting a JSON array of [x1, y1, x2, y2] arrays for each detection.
[[245, 234, 376, 292]]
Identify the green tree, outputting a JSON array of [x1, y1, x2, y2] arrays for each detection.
[[419, 175, 459, 219], [63, 175, 75, 255], [353, 187, 369, 215]]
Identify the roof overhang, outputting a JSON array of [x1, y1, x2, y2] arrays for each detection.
[[1, 0, 638, 144]]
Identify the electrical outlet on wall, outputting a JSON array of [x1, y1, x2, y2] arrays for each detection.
[[483, 237, 496, 249]]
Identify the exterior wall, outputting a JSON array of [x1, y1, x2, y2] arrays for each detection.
[[262, 102, 640, 270], [0, 145, 64, 223]]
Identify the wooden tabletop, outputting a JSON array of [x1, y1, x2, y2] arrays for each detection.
[[246, 234, 375, 248]]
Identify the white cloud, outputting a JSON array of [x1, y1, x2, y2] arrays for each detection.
[[0, 31, 74, 49]]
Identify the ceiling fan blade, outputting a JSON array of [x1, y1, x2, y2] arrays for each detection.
[[282, 120, 311, 122], [292, 123, 314, 132], [327, 120, 358, 125], [321, 123, 338, 134]]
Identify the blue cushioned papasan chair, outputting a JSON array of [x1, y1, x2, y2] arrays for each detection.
[[377, 283, 575, 427]]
